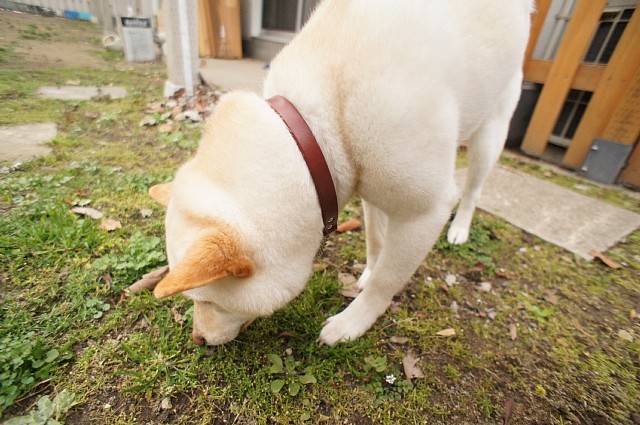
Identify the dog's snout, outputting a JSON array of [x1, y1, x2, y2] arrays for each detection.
[[191, 331, 205, 346]]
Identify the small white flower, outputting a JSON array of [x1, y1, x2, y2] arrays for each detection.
[[385, 374, 396, 384]]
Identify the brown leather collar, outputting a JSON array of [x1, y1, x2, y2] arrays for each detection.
[[267, 95, 338, 235]]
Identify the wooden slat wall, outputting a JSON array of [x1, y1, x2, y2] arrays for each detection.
[[563, 7, 640, 169], [620, 139, 640, 187], [524, 60, 605, 92], [521, 0, 608, 156]]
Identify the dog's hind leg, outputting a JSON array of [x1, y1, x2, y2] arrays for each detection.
[[447, 74, 522, 245], [319, 200, 453, 346], [357, 200, 387, 290]]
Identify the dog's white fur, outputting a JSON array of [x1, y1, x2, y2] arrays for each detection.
[[151, 0, 533, 346]]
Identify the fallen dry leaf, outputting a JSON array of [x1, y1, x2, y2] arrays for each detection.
[[99, 218, 122, 231], [139, 116, 157, 127], [589, 250, 622, 269], [402, 352, 424, 382], [477, 281, 492, 292], [351, 263, 365, 273], [445, 274, 457, 287], [126, 265, 170, 295], [146, 101, 163, 111], [336, 218, 362, 233], [312, 262, 328, 273], [389, 301, 402, 313], [503, 399, 515, 425], [160, 397, 172, 410], [543, 291, 559, 305], [496, 269, 516, 280], [390, 336, 409, 344], [100, 272, 113, 288], [71, 206, 103, 219], [170, 105, 184, 118], [338, 272, 356, 286], [508, 323, 518, 340], [631, 309, 637, 322], [436, 328, 456, 337], [171, 307, 184, 324], [140, 208, 153, 218], [158, 123, 173, 133], [618, 329, 634, 342], [338, 273, 360, 298]]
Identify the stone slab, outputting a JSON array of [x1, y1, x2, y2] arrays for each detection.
[[457, 166, 640, 260], [37, 86, 127, 100], [199, 58, 268, 95], [0, 123, 56, 162]]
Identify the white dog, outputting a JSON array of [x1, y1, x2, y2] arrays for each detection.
[[149, 0, 533, 346]]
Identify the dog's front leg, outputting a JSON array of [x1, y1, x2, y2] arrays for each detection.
[[357, 200, 387, 290], [320, 204, 452, 345]]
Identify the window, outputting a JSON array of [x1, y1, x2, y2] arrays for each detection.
[[584, 8, 636, 64], [549, 89, 593, 148], [261, 0, 321, 39]]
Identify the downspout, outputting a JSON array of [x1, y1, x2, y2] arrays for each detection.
[[177, 0, 195, 100], [543, 0, 576, 59]]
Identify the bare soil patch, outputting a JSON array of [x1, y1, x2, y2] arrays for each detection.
[[0, 9, 106, 69]]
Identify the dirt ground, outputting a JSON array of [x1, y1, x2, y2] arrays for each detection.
[[0, 9, 106, 69]]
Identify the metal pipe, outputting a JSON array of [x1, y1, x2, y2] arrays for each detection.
[[543, 0, 576, 59], [177, 0, 194, 99]]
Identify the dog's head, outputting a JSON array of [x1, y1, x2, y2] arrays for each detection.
[[148, 93, 322, 346], [149, 180, 259, 345]]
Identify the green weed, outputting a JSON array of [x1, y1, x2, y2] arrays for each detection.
[[362, 355, 414, 406], [2, 390, 78, 425], [0, 333, 73, 415], [266, 353, 317, 397]]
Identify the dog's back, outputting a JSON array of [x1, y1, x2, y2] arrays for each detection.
[[266, 0, 532, 142], [265, 0, 532, 214]]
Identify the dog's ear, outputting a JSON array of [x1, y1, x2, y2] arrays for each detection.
[[149, 182, 173, 207], [154, 230, 254, 299]]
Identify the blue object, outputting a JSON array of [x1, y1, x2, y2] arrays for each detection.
[[63, 10, 79, 20]]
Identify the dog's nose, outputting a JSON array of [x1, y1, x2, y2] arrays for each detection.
[[191, 331, 205, 346]]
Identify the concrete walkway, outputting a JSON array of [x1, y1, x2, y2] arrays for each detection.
[[0, 123, 56, 162], [199, 58, 268, 94], [37, 86, 128, 100], [198, 59, 640, 259], [457, 167, 640, 260]]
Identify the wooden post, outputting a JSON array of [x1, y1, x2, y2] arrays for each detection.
[[521, 0, 607, 157], [619, 144, 640, 188], [563, 8, 640, 168], [602, 71, 640, 146], [198, 0, 219, 57], [604, 69, 640, 188], [214, 0, 243, 59], [524, 0, 552, 61]]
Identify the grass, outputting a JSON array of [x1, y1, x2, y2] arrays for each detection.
[[19, 24, 56, 41], [1, 12, 640, 425]]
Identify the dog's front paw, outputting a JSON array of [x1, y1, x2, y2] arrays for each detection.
[[319, 311, 372, 346], [447, 224, 469, 245]]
